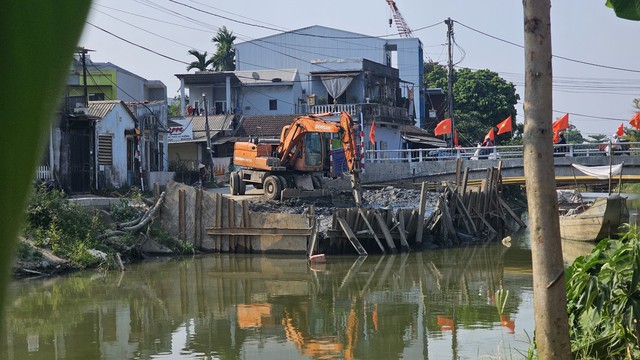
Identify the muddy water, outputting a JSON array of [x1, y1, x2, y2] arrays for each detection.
[[0, 239, 538, 360], [6, 197, 639, 360]]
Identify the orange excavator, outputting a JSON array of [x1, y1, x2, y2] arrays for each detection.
[[231, 111, 361, 206]]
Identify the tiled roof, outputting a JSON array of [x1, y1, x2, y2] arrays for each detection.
[[235, 115, 298, 140]]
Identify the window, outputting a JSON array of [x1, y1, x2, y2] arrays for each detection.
[[269, 99, 277, 111], [97, 134, 113, 165]]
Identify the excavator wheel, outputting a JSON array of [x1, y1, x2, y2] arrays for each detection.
[[230, 171, 240, 195], [238, 176, 246, 195], [263, 175, 282, 200], [277, 175, 288, 189]]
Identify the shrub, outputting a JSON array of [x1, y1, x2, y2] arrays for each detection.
[[566, 225, 640, 359], [24, 185, 106, 263]]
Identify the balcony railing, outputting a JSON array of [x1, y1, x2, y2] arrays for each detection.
[[310, 103, 412, 124]]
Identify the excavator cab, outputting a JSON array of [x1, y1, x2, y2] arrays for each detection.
[[292, 132, 324, 171]]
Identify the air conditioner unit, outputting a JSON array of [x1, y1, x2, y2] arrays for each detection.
[[74, 107, 89, 115]]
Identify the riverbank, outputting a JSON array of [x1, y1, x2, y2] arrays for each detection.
[[14, 181, 527, 278]]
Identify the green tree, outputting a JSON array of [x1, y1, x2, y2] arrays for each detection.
[[587, 134, 608, 143], [186, 49, 213, 72], [424, 62, 520, 145], [168, 95, 188, 117], [210, 26, 236, 71], [563, 124, 585, 144]]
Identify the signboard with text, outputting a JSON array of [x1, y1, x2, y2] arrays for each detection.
[[167, 119, 193, 142]]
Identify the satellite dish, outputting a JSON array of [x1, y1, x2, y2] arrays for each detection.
[[252, 72, 260, 80]]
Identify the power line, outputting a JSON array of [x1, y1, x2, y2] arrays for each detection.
[[454, 20, 640, 74], [86, 22, 190, 65]]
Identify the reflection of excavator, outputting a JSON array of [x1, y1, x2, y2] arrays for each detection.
[[282, 307, 358, 360], [231, 111, 361, 205]]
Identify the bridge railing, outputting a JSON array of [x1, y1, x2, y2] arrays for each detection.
[[363, 141, 640, 163]]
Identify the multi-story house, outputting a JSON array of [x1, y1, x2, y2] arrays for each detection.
[[43, 52, 170, 193]]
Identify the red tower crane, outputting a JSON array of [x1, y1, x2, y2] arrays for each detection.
[[386, 0, 414, 38]]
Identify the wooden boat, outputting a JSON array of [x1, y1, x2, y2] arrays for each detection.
[[559, 195, 629, 242]]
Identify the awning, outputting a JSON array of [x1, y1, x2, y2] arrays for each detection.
[[402, 134, 447, 148]]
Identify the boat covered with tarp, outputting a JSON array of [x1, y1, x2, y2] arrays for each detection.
[[558, 164, 629, 242]]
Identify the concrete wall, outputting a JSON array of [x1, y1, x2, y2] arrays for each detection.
[[243, 84, 299, 115]]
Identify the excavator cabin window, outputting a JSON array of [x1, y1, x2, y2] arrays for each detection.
[[303, 132, 323, 167]]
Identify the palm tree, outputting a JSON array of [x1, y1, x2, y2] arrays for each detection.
[[210, 26, 236, 71], [186, 49, 213, 72]]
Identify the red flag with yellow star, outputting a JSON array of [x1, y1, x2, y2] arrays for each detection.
[[434, 118, 452, 136]]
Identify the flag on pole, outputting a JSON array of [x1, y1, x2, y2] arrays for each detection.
[[552, 113, 569, 132], [369, 121, 376, 144], [617, 123, 624, 136], [454, 129, 459, 147], [553, 131, 559, 143], [485, 128, 495, 141], [496, 116, 513, 135], [631, 113, 640, 129], [434, 118, 452, 136]]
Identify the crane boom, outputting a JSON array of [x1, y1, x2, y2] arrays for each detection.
[[386, 0, 414, 38]]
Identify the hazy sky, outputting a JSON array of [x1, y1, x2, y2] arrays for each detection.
[[79, 0, 640, 137]]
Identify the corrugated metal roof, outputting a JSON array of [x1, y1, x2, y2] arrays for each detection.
[[188, 115, 233, 132], [88, 100, 120, 119]]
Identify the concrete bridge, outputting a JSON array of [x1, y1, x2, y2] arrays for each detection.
[[360, 142, 640, 185]]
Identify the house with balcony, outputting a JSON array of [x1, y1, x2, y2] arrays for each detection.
[[235, 25, 425, 127], [175, 69, 302, 117]]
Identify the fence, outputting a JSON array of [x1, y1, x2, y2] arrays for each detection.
[[36, 165, 52, 180], [363, 141, 640, 163]]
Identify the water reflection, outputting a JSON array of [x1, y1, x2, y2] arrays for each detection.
[[2, 244, 535, 360]]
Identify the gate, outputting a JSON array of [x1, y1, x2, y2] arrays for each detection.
[[68, 123, 93, 193]]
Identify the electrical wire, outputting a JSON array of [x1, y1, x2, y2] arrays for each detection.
[[454, 20, 640, 74]]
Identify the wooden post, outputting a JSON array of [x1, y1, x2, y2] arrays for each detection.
[[374, 212, 397, 253], [178, 189, 185, 241], [415, 182, 428, 246], [195, 188, 202, 248], [337, 217, 367, 255], [359, 208, 385, 254], [215, 193, 222, 252], [397, 213, 411, 252], [228, 199, 236, 252], [242, 200, 251, 253]]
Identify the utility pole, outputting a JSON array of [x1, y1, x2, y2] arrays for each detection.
[[203, 94, 215, 178], [445, 18, 455, 148], [77, 47, 90, 106]]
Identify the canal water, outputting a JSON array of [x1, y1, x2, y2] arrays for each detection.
[[1, 200, 638, 360]]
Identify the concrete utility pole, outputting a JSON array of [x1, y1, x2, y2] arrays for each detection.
[[522, 1, 571, 358], [202, 94, 215, 172], [445, 18, 455, 148]]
